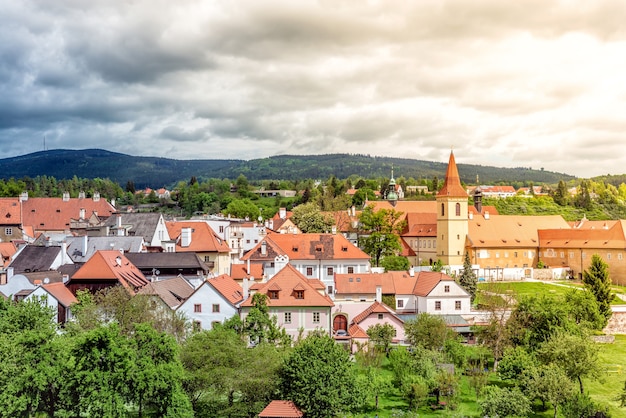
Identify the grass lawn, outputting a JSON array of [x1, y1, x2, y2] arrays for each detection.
[[586, 334, 626, 417]]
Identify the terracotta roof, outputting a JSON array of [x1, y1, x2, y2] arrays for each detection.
[[468, 205, 499, 216], [22, 197, 115, 232], [0, 242, 17, 267], [42, 282, 77, 307], [230, 263, 264, 280], [348, 323, 368, 338], [71, 250, 148, 293], [207, 274, 244, 305], [401, 213, 437, 237], [334, 272, 396, 295], [539, 221, 626, 249], [0, 198, 22, 224], [351, 301, 399, 325], [468, 214, 569, 248], [241, 233, 370, 262], [166, 220, 230, 253], [412, 271, 455, 296], [258, 400, 303, 418], [137, 276, 195, 308], [437, 151, 468, 198], [240, 264, 333, 308], [365, 200, 437, 214]]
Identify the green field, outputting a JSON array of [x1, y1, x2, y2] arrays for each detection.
[[477, 281, 626, 305]]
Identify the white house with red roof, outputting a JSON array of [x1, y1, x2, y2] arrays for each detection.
[[240, 264, 334, 339], [240, 232, 370, 296], [176, 274, 243, 330], [26, 282, 78, 324]]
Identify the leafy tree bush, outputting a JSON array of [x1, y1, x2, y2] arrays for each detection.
[[561, 393, 611, 418], [478, 386, 531, 418], [381, 255, 411, 272], [404, 313, 454, 351]]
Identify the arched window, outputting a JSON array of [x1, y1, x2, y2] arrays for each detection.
[[333, 314, 348, 332], [456, 202, 461, 216], [441, 203, 445, 216]]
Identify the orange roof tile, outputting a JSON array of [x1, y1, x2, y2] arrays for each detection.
[[230, 263, 264, 280], [42, 282, 77, 307], [207, 274, 244, 305], [22, 197, 115, 232], [437, 151, 468, 198], [539, 221, 626, 249], [241, 265, 333, 308], [351, 301, 399, 325], [166, 221, 230, 253], [334, 272, 396, 295], [468, 214, 569, 248], [258, 400, 303, 418], [71, 250, 148, 293], [365, 200, 437, 214], [401, 213, 437, 237], [413, 271, 455, 296], [348, 323, 369, 338], [0, 198, 22, 224]]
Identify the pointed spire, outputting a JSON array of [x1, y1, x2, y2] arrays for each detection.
[[437, 150, 468, 197]]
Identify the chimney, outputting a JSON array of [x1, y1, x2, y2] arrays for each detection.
[[181, 227, 192, 247], [469, 212, 473, 220], [376, 285, 382, 303], [115, 256, 122, 266], [93, 192, 100, 202], [82, 235, 88, 256], [473, 189, 483, 214], [409, 266, 415, 277], [243, 278, 249, 301], [116, 213, 122, 228], [61, 242, 68, 264], [484, 211, 490, 220], [279, 208, 286, 220], [79, 208, 86, 219], [79, 191, 85, 199], [111, 198, 116, 207], [62, 192, 70, 202], [247, 258, 250, 275], [19, 191, 28, 202], [331, 226, 337, 235], [268, 220, 274, 230], [261, 241, 267, 256], [351, 206, 356, 217]]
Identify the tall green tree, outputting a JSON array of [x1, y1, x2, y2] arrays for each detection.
[[244, 293, 290, 346], [358, 205, 406, 267], [582, 254, 614, 323], [458, 252, 477, 302], [404, 313, 454, 351], [225, 198, 260, 220], [552, 180, 569, 206], [279, 334, 360, 418], [366, 323, 396, 355], [290, 202, 334, 233], [522, 365, 574, 418]]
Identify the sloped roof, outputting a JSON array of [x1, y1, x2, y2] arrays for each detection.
[[230, 263, 264, 280], [240, 264, 333, 308], [334, 272, 396, 295], [412, 271, 456, 296], [71, 250, 148, 293], [137, 275, 195, 308], [42, 282, 77, 307], [23, 270, 65, 285], [351, 301, 400, 325], [437, 151, 468, 198], [0, 242, 17, 267], [103, 212, 163, 240], [207, 274, 244, 305], [166, 220, 230, 253], [468, 205, 499, 216], [241, 233, 370, 262], [364, 200, 437, 214], [468, 214, 570, 248], [539, 221, 626, 249], [0, 198, 22, 224], [348, 323, 368, 338], [125, 252, 209, 271], [401, 213, 437, 237], [65, 236, 145, 263], [9, 245, 62, 273], [258, 400, 303, 418], [22, 197, 115, 231]]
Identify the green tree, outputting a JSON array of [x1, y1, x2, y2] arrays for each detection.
[[458, 251, 477, 302], [381, 255, 411, 272], [582, 254, 614, 323], [552, 180, 569, 206], [563, 288, 606, 330], [225, 198, 260, 220], [561, 393, 611, 418], [358, 205, 406, 267], [478, 386, 532, 418], [244, 293, 290, 346], [290, 202, 334, 233], [522, 365, 574, 418], [235, 174, 251, 198], [366, 323, 396, 355], [279, 334, 359, 418], [404, 313, 454, 351]]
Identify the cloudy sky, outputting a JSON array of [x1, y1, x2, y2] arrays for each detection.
[[3, 0, 626, 178]]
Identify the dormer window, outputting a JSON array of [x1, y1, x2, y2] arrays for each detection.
[[315, 245, 323, 252], [269, 290, 279, 299], [295, 290, 304, 299]]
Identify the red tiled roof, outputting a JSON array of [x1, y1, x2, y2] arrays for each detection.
[[334, 272, 396, 295], [22, 197, 115, 232], [258, 400, 303, 418], [351, 301, 398, 325], [166, 221, 230, 253], [468, 214, 569, 248], [42, 282, 77, 307], [437, 151, 468, 198], [240, 265, 333, 308], [412, 271, 455, 296], [230, 263, 264, 280], [365, 200, 436, 214], [0, 242, 17, 267], [0, 198, 22, 224], [539, 221, 626, 249], [348, 323, 368, 338], [207, 274, 244, 305], [71, 250, 149, 293]]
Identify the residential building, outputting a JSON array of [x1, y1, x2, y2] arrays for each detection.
[[0, 198, 25, 242], [137, 275, 196, 310], [65, 235, 145, 263], [166, 220, 230, 275], [102, 213, 170, 251], [125, 252, 209, 281], [25, 282, 77, 324], [9, 244, 72, 274]]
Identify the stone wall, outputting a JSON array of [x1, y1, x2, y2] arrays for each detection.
[[603, 311, 626, 334]]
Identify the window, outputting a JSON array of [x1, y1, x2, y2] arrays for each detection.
[[219, 225, 224, 233], [212, 304, 220, 313], [444, 285, 450, 293], [561, 252, 565, 258], [377, 313, 384, 320], [269, 290, 279, 299], [455, 301, 461, 310], [4, 228, 12, 236], [246, 239, 250, 244], [211, 321, 221, 329], [328, 286, 333, 294], [569, 252, 575, 259], [607, 253, 612, 260], [204, 255, 210, 262], [347, 266, 354, 274], [306, 267, 313, 276], [457, 234, 460, 240], [313, 312, 320, 323], [619, 253, 623, 260], [284, 312, 292, 323], [455, 202, 461, 216], [495, 252, 500, 258], [397, 299, 404, 308], [194, 304, 202, 313], [441, 203, 445, 216], [514, 251, 518, 258], [435, 301, 441, 310], [327, 267, 334, 276], [295, 290, 304, 299]]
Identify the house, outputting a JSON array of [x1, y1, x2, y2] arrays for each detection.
[[240, 232, 371, 295], [240, 264, 334, 340], [226, 220, 268, 263], [468, 185, 517, 199], [166, 220, 231, 275], [102, 213, 170, 251], [258, 400, 303, 418], [349, 300, 406, 345], [323, 206, 360, 246], [9, 244, 72, 274], [65, 235, 145, 263], [230, 262, 264, 284], [21, 192, 116, 234], [67, 250, 149, 295], [25, 282, 77, 324], [0, 198, 25, 242], [136, 275, 196, 310], [401, 212, 438, 267], [125, 252, 210, 281], [177, 274, 243, 330], [265, 208, 301, 234]]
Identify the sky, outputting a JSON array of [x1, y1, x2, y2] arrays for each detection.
[[3, 0, 626, 178]]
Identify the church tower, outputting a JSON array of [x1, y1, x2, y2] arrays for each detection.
[[436, 151, 468, 266]]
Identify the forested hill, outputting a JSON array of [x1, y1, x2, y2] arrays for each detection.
[[0, 149, 575, 188]]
